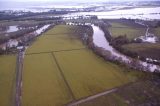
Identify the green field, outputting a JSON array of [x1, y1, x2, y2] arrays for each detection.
[[54, 49, 142, 99], [22, 53, 73, 106], [108, 22, 146, 40], [0, 55, 16, 106], [122, 43, 160, 60], [22, 25, 145, 105], [26, 25, 85, 54]]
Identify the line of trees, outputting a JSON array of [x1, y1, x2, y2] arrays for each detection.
[[0, 28, 36, 45], [0, 11, 71, 21]]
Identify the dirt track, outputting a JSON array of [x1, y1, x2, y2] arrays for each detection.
[[67, 88, 117, 106], [15, 50, 24, 106]]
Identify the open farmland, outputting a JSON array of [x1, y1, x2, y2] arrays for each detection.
[[22, 53, 73, 106], [54, 49, 143, 99], [26, 25, 85, 54], [22, 25, 145, 105], [0, 55, 16, 106], [108, 21, 146, 40]]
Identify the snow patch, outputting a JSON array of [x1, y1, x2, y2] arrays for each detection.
[[35, 24, 50, 35], [7, 26, 19, 33]]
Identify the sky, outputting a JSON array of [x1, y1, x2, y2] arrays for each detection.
[[1, 0, 157, 2], [0, 0, 158, 10]]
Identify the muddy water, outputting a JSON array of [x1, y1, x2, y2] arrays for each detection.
[[92, 25, 159, 72], [92, 25, 129, 61]]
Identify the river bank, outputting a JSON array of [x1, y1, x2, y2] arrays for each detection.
[[80, 22, 159, 73]]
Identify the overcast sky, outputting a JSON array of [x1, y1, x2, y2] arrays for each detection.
[[1, 0, 156, 2]]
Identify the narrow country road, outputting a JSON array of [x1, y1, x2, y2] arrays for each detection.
[[67, 88, 117, 106], [15, 50, 24, 106]]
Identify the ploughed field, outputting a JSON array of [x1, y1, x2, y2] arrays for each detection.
[[0, 55, 16, 106], [22, 25, 144, 106]]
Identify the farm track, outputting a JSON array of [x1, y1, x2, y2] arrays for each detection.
[[66, 81, 139, 106], [15, 51, 24, 106], [66, 88, 117, 106]]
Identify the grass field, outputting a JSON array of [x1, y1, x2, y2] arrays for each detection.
[[23, 25, 145, 105], [54, 49, 143, 99], [108, 22, 146, 40], [122, 43, 160, 60], [26, 25, 85, 54], [0, 55, 16, 106], [22, 53, 73, 106]]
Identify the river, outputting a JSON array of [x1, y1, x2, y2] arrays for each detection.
[[92, 25, 160, 72]]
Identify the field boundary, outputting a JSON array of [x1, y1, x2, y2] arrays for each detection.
[[25, 48, 86, 55], [51, 53, 76, 100], [44, 33, 80, 35]]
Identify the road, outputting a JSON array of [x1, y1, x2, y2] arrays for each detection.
[[15, 50, 24, 106]]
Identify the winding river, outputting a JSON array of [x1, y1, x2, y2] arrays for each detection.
[[92, 25, 160, 72]]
